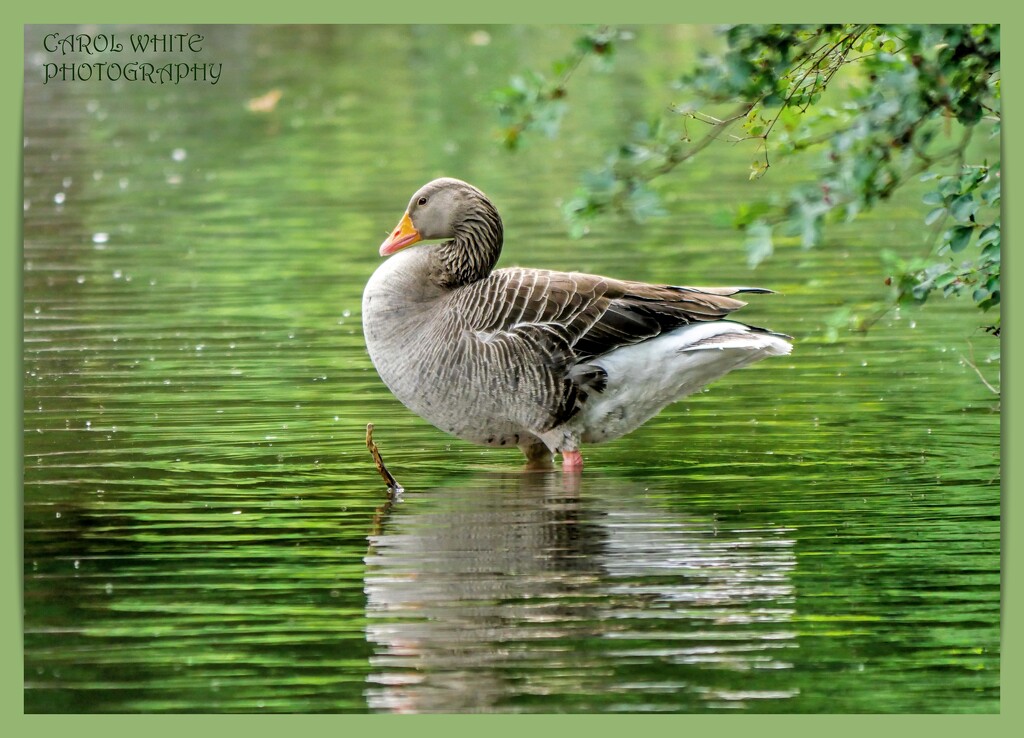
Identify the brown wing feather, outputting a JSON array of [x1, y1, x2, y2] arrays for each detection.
[[456, 268, 772, 428], [470, 268, 769, 358]]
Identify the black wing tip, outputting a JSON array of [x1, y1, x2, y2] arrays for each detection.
[[742, 322, 794, 341], [670, 285, 778, 296]]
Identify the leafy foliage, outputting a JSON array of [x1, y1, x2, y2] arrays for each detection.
[[492, 25, 1001, 336], [491, 27, 631, 150]]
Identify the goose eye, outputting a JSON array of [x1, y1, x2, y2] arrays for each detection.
[[417, 197, 428, 206]]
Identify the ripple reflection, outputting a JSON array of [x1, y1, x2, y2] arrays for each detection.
[[364, 472, 797, 713]]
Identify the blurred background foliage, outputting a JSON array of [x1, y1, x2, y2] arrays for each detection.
[[492, 24, 1001, 338]]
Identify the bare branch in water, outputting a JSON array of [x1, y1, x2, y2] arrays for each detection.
[[960, 340, 1000, 397], [366, 423, 404, 496]]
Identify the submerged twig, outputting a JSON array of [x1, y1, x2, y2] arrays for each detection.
[[960, 340, 1000, 397], [370, 498, 394, 538], [365, 423, 404, 496]]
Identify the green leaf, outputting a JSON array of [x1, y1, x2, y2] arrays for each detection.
[[924, 207, 946, 226], [938, 177, 961, 197], [981, 241, 1000, 262], [800, 214, 822, 249], [734, 200, 773, 228], [567, 220, 588, 240], [949, 193, 978, 222], [949, 225, 974, 252], [626, 186, 666, 222], [823, 306, 852, 343], [745, 220, 774, 268], [981, 181, 1001, 206], [977, 224, 1000, 246]]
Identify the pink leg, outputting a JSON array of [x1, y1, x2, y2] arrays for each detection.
[[561, 449, 584, 472]]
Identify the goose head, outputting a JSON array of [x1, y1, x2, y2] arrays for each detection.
[[379, 178, 504, 287]]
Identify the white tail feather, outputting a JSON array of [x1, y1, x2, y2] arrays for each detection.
[[575, 322, 791, 443]]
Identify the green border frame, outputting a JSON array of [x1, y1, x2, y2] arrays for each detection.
[[6, 3, 1015, 733]]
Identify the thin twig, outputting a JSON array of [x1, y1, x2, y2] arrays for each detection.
[[961, 339, 1000, 395], [366, 423, 404, 496], [853, 300, 898, 334], [657, 101, 757, 177], [764, 26, 866, 139]]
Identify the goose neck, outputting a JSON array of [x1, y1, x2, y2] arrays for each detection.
[[436, 207, 503, 287]]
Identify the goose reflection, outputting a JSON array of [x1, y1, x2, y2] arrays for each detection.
[[364, 471, 798, 713]]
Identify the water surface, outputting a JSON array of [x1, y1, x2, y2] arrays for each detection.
[[23, 24, 999, 713]]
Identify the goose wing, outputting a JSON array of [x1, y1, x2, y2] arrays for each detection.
[[467, 268, 768, 361], [450, 268, 772, 427]]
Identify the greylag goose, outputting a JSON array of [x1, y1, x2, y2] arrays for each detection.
[[363, 178, 792, 471]]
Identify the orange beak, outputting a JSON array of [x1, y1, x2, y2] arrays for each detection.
[[379, 211, 422, 256]]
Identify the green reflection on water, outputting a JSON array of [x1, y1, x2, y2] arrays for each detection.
[[23, 25, 998, 713]]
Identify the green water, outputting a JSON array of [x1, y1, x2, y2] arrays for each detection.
[[23, 25, 999, 713]]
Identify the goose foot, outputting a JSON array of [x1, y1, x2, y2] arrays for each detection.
[[523, 456, 554, 472], [561, 450, 584, 473], [520, 441, 554, 471]]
